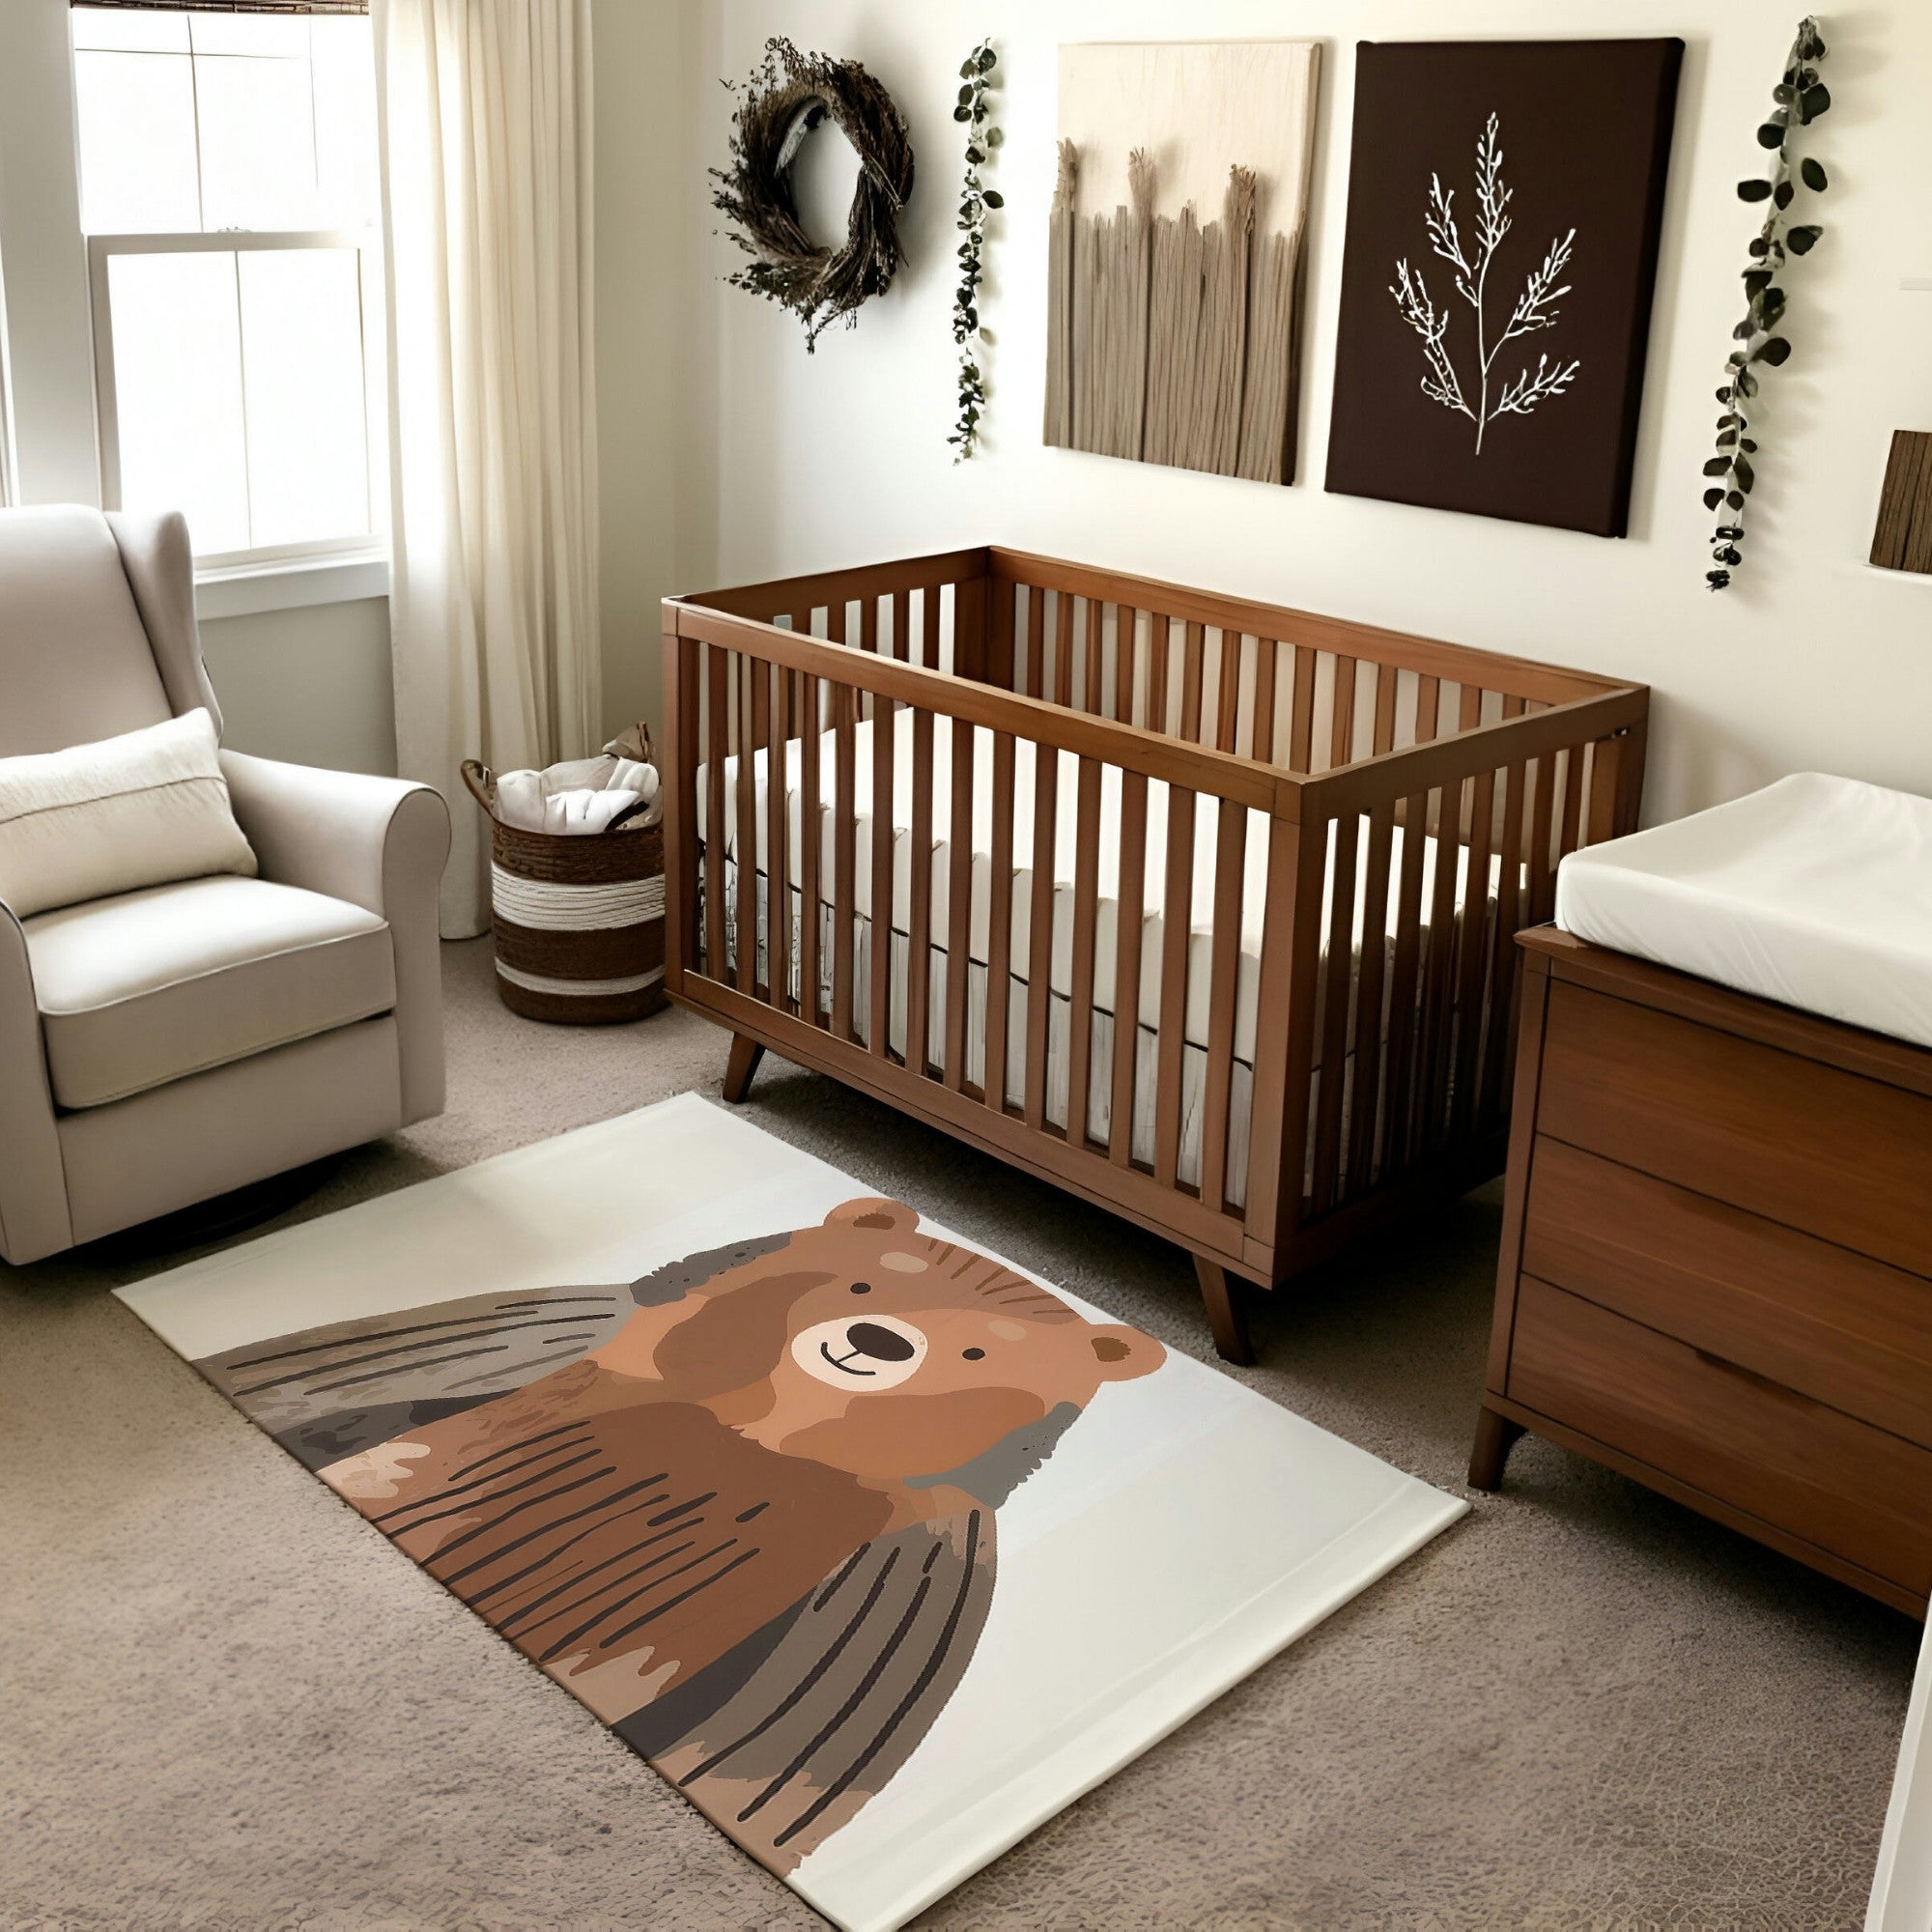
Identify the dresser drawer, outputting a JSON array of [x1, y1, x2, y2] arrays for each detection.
[[1507, 1274, 1932, 1598], [1537, 980, 1932, 1278], [1522, 1137, 1932, 1448]]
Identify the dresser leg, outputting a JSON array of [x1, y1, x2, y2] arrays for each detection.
[[722, 1033, 764, 1105], [1194, 1257, 1255, 1367], [1468, 1406, 1525, 1491]]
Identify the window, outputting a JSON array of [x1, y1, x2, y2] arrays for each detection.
[[71, 5, 382, 571]]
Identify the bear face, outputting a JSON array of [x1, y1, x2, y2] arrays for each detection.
[[590, 1197, 1163, 1486]]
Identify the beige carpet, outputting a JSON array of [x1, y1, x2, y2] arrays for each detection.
[[1, 938, 1916, 1931]]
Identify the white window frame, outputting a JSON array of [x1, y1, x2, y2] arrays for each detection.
[[86, 226, 387, 577]]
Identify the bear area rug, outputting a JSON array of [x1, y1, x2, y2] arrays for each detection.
[[118, 1093, 1465, 1932]]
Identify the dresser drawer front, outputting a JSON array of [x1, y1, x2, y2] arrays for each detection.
[[1523, 1137, 1932, 1448], [1537, 980, 1932, 1278], [1507, 1275, 1932, 1597]]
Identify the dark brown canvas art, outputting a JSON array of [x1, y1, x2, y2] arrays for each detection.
[[1324, 40, 1682, 537]]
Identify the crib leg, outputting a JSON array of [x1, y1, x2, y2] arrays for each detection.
[[723, 1033, 765, 1105], [1193, 1257, 1255, 1367], [1468, 1406, 1525, 1492]]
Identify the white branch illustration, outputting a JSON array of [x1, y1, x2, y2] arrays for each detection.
[[1388, 112, 1581, 453]]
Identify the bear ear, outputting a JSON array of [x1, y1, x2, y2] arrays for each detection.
[[1087, 1324, 1165, 1384], [823, 1197, 922, 1236]]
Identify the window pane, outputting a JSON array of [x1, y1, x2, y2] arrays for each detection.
[[196, 54, 320, 231], [239, 249, 371, 549], [72, 51, 199, 234], [311, 20, 380, 227], [71, 7, 188, 53], [187, 15, 310, 58], [107, 252, 250, 557]]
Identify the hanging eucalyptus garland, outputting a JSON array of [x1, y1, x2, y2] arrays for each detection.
[[711, 38, 916, 353], [950, 42, 1004, 460], [1702, 17, 1832, 589]]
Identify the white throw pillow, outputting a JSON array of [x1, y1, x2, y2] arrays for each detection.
[[0, 708, 257, 919]]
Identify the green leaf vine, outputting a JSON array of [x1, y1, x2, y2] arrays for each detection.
[[1704, 16, 1832, 590], [951, 42, 1003, 460]]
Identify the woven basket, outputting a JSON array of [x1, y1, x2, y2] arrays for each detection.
[[462, 744, 668, 1025]]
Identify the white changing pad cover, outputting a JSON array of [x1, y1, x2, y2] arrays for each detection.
[[1554, 772, 1932, 1051]]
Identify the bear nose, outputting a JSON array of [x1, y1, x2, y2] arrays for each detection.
[[845, 1321, 917, 1363]]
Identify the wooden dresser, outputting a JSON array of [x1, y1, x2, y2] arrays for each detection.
[[1472, 927, 1932, 1616]]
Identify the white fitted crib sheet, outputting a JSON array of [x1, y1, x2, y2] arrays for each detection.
[[696, 710, 1503, 1204]]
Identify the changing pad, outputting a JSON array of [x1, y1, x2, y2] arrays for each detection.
[[1554, 772, 1932, 1052]]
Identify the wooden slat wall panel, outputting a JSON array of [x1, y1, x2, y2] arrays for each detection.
[[799, 674, 823, 1027], [1199, 796, 1247, 1209], [906, 709, 935, 1074], [945, 717, 976, 1090], [984, 732, 1017, 1115], [1025, 745, 1060, 1131], [1111, 771, 1150, 1167], [869, 693, 895, 1057], [1066, 757, 1103, 1145], [1154, 787, 1196, 1186]]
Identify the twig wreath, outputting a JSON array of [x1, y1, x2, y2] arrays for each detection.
[[711, 38, 916, 353]]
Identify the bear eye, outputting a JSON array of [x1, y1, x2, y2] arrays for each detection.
[[849, 1281, 871, 1295], [962, 1347, 985, 1361]]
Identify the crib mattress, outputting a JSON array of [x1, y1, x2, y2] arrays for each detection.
[[1555, 771, 1932, 1052], [696, 707, 1493, 1067]]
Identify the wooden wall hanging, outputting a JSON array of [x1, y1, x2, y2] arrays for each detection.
[[1871, 431, 1932, 576], [1044, 41, 1321, 485], [1324, 40, 1682, 538]]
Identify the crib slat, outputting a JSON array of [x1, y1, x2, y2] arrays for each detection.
[[1347, 797, 1397, 1191], [1153, 785, 1196, 1187], [984, 731, 1017, 1115], [891, 589, 910, 663], [1417, 777, 1466, 1148], [798, 674, 823, 1025], [1179, 621, 1206, 743], [1024, 744, 1059, 1131], [922, 585, 941, 672], [861, 595, 879, 658], [1214, 633, 1241, 753], [988, 577, 1016, 691], [1085, 598, 1104, 717], [1556, 743, 1585, 869], [1453, 759, 1498, 1138], [1065, 757, 1103, 1146], [765, 664, 791, 1013], [1252, 639, 1278, 764], [670, 634, 699, 985], [1328, 655, 1357, 770], [1527, 749, 1558, 925], [1110, 769, 1150, 1167], [1379, 783, 1431, 1174], [1199, 795, 1247, 1211], [1115, 606, 1137, 724], [1413, 673, 1441, 748], [701, 643, 729, 984], [868, 694, 895, 1057], [1148, 616, 1172, 735], [1054, 591, 1075, 708], [1373, 662, 1400, 756], [737, 655, 762, 998], [944, 716, 976, 1090], [1312, 813, 1357, 1210], [1288, 645, 1316, 773], [906, 707, 935, 1075], [831, 684, 857, 1037], [1024, 585, 1045, 698], [1481, 752, 1529, 1123]]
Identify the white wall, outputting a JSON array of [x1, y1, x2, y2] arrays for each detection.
[[676, 0, 1932, 826]]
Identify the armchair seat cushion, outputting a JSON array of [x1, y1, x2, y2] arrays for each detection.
[[24, 875, 395, 1110]]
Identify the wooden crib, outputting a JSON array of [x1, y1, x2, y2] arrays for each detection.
[[661, 547, 1647, 1361]]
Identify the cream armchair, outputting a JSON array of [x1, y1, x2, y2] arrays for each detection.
[[0, 505, 449, 1265]]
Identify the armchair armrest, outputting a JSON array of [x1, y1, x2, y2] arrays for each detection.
[[0, 899, 71, 1264], [220, 753, 452, 1126]]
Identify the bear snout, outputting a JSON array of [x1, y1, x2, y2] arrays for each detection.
[[791, 1313, 929, 1391]]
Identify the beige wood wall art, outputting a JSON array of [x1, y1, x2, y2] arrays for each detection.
[[1045, 41, 1321, 485]]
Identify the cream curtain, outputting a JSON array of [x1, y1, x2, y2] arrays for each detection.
[[374, 0, 601, 936]]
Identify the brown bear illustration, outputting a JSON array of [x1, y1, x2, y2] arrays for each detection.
[[198, 1199, 1164, 1871]]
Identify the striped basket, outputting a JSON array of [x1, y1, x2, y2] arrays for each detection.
[[461, 751, 668, 1025]]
